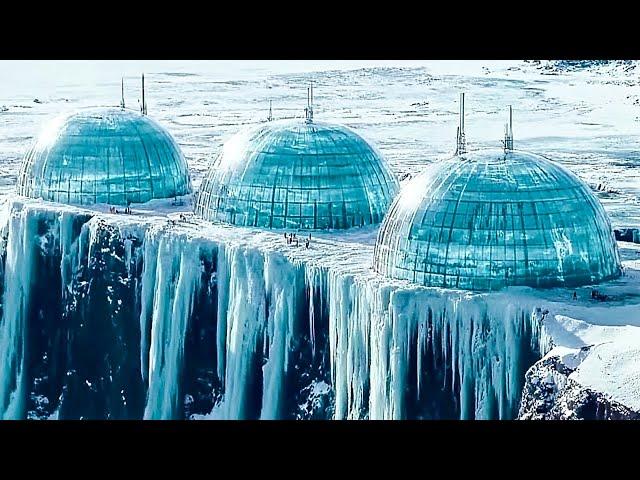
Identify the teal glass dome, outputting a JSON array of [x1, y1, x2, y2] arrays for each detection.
[[194, 120, 399, 230], [373, 149, 621, 291], [16, 108, 192, 206]]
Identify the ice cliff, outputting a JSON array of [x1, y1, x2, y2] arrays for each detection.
[[0, 199, 552, 419]]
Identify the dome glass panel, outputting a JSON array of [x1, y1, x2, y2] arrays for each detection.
[[373, 149, 621, 290], [195, 120, 399, 230], [16, 108, 192, 206]]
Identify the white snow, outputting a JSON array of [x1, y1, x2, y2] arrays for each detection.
[[532, 241, 640, 411], [1, 60, 640, 226]]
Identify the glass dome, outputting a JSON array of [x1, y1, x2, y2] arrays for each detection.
[[16, 107, 192, 206], [374, 149, 621, 291], [194, 120, 399, 230]]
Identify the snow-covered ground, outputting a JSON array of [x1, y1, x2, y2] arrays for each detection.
[[534, 242, 640, 411], [1, 60, 640, 226], [1, 60, 640, 416]]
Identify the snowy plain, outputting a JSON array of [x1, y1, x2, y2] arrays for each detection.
[[1, 60, 640, 415], [2, 60, 640, 226]]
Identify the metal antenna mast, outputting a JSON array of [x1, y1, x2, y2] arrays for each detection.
[[455, 92, 467, 155], [267, 100, 273, 122], [120, 77, 125, 109], [305, 81, 314, 123], [504, 105, 514, 152], [141, 74, 147, 115]]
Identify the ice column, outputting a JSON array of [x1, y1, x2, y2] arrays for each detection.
[[0, 205, 37, 419], [143, 232, 201, 420]]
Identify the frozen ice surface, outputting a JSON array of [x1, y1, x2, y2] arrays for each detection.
[[194, 120, 398, 230], [374, 149, 621, 290], [15, 107, 191, 206]]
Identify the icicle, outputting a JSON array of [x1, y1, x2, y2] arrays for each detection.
[[219, 245, 267, 419], [0, 205, 36, 419], [260, 252, 303, 419], [305, 266, 323, 359], [143, 234, 200, 419], [329, 269, 373, 419], [59, 211, 78, 295], [329, 270, 350, 419], [138, 229, 160, 388], [215, 242, 229, 387]]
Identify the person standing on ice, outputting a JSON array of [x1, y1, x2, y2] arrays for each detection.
[[573, 291, 577, 301]]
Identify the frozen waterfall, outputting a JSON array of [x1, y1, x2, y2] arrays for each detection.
[[0, 199, 545, 420]]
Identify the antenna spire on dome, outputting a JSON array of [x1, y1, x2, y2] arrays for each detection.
[[305, 81, 314, 123], [504, 105, 514, 152], [267, 100, 273, 122], [141, 74, 148, 115], [120, 77, 125, 109], [455, 92, 467, 155]]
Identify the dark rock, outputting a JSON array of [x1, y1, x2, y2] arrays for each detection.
[[518, 354, 640, 420]]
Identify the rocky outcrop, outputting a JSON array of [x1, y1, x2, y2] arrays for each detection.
[[518, 350, 640, 420]]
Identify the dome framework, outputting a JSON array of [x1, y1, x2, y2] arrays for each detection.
[[194, 119, 399, 230], [373, 149, 621, 291], [17, 107, 191, 206]]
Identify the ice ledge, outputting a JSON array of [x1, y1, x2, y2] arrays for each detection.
[[3, 197, 640, 418]]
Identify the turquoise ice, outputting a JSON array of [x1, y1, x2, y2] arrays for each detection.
[[374, 149, 622, 290], [16, 108, 192, 206], [194, 120, 399, 230]]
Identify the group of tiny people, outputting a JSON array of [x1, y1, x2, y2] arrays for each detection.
[[167, 213, 190, 226], [285, 232, 311, 249], [108, 202, 193, 227], [108, 202, 133, 215]]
